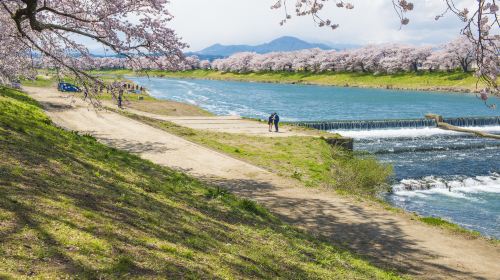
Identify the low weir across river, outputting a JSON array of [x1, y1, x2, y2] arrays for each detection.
[[288, 116, 500, 131]]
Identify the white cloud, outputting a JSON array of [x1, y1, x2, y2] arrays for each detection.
[[168, 0, 469, 51]]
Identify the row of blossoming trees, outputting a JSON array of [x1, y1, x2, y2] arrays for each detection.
[[88, 36, 476, 75], [210, 37, 475, 74]]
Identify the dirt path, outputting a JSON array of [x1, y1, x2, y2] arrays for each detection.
[[25, 86, 500, 279], [103, 101, 313, 137]]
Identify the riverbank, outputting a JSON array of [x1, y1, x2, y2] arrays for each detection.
[[92, 69, 488, 94], [20, 85, 500, 278]]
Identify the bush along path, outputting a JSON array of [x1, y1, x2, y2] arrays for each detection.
[[20, 86, 500, 279]]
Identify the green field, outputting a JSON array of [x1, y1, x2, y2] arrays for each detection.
[[92, 69, 486, 93], [0, 86, 402, 279]]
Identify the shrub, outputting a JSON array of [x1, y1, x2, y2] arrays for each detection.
[[330, 152, 393, 196]]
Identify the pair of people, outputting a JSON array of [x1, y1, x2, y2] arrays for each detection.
[[268, 112, 280, 132]]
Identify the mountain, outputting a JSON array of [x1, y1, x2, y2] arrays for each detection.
[[194, 36, 333, 57]]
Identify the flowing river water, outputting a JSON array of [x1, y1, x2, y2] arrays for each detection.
[[130, 77, 500, 238]]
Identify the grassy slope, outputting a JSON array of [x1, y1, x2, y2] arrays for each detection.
[[0, 87, 402, 279], [93, 69, 485, 92], [120, 112, 392, 197], [125, 100, 213, 117]]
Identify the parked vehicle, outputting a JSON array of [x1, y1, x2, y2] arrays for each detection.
[[11, 81, 21, 89], [58, 82, 81, 92]]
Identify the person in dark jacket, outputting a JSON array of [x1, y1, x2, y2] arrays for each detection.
[[273, 113, 280, 132], [117, 90, 123, 108], [268, 113, 275, 132]]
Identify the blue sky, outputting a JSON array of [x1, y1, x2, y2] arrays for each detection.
[[169, 0, 469, 51]]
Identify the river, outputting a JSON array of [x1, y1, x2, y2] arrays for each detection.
[[130, 77, 500, 238]]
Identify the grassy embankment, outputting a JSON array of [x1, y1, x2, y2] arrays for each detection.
[[92, 69, 486, 93], [0, 86, 404, 279]]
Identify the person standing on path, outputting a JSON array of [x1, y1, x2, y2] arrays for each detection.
[[274, 113, 280, 132], [117, 89, 123, 108], [268, 113, 275, 132]]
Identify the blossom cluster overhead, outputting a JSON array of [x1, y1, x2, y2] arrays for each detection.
[[0, 0, 185, 83]]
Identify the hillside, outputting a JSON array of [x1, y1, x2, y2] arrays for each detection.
[[195, 36, 333, 57], [0, 86, 400, 279]]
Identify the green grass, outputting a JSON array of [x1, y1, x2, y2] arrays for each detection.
[[20, 73, 91, 88], [96, 91, 156, 101], [418, 217, 483, 238], [123, 99, 214, 117], [95, 69, 488, 92], [0, 86, 403, 279], [119, 112, 393, 197], [416, 216, 499, 244], [90, 69, 138, 76], [20, 75, 56, 88]]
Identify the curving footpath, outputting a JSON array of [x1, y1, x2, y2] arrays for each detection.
[[24, 86, 500, 280]]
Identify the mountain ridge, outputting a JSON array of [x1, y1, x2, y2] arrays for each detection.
[[193, 36, 333, 57]]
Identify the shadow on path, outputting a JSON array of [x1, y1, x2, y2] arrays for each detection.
[[97, 136, 174, 154], [202, 176, 485, 279]]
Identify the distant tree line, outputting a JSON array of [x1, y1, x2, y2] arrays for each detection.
[[89, 36, 476, 75]]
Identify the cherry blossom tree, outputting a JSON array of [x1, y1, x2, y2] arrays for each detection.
[[0, 14, 35, 84], [251, 53, 272, 71], [291, 49, 321, 71], [200, 60, 212, 70], [314, 50, 338, 72], [379, 45, 431, 73], [271, 52, 294, 71], [0, 0, 186, 95], [180, 55, 201, 71], [442, 36, 477, 72], [423, 50, 454, 72], [344, 47, 372, 72], [272, 0, 499, 99]]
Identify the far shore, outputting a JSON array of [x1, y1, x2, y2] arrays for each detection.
[[91, 69, 494, 95]]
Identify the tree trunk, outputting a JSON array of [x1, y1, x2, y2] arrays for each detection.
[[460, 59, 469, 72], [411, 62, 418, 72]]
